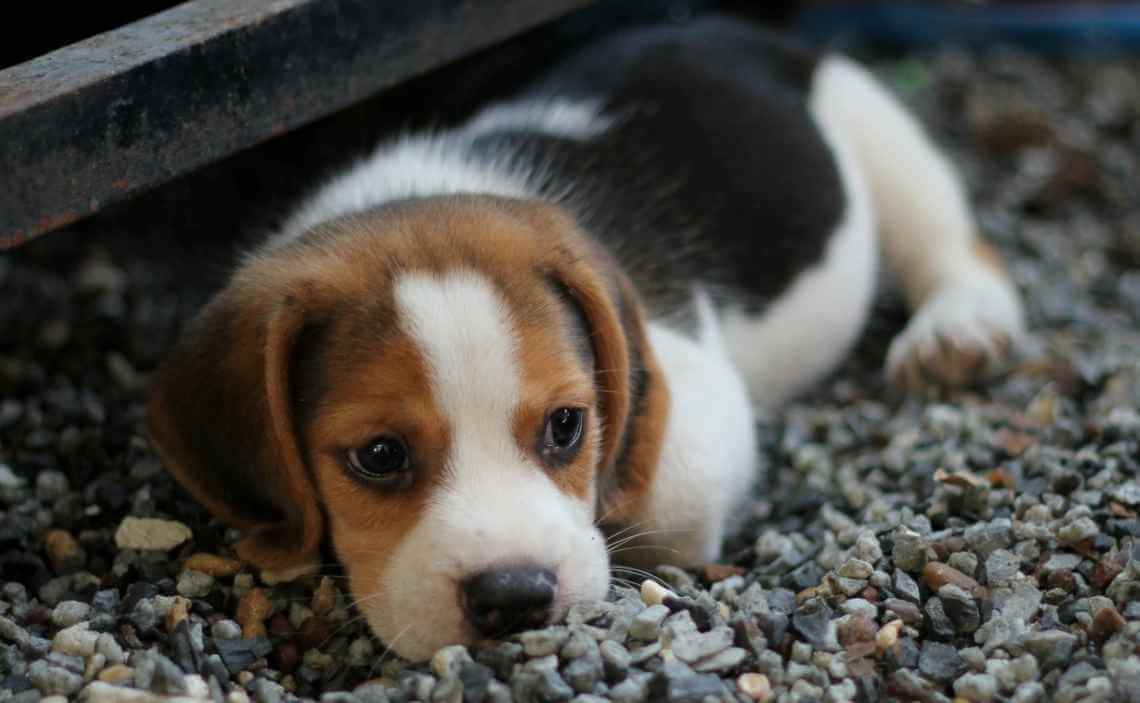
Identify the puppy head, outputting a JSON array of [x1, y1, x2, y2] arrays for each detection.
[[148, 196, 667, 660]]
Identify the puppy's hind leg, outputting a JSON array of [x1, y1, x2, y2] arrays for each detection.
[[809, 57, 1025, 390]]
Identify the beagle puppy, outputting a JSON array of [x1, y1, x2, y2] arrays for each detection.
[[148, 17, 1024, 660]]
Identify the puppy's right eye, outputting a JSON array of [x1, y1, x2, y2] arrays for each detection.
[[346, 435, 412, 489]]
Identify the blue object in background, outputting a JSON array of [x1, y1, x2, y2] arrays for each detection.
[[795, 1, 1140, 53]]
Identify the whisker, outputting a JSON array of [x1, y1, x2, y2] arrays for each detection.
[[603, 519, 654, 543], [610, 565, 666, 580], [606, 527, 694, 552], [608, 544, 683, 557]]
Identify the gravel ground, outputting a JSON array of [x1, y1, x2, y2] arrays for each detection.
[[3, 44, 1140, 703]]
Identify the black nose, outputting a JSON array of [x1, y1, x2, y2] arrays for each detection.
[[462, 566, 557, 637]]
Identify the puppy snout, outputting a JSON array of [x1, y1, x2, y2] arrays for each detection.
[[461, 565, 557, 637]]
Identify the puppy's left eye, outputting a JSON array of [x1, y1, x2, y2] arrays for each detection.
[[346, 435, 412, 489], [541, 407, 585, 465]]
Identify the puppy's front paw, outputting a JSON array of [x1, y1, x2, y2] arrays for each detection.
[[886, 278, 1024, 390]]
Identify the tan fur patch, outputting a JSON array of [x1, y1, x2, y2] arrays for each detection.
[[510, 300, 599, 500]]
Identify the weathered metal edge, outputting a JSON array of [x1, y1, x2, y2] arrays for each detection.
[[0, 0, 591, 248]]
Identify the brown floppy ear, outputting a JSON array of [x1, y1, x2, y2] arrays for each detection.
[[147, 273, 327, 571], [548, 240, 670, 524]]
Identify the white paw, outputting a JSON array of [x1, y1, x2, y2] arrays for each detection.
[[886, 276, 1025, 390]]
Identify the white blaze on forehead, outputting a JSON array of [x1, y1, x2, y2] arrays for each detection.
[[394, 270, 523, 466], [392, 268, 593, 540]]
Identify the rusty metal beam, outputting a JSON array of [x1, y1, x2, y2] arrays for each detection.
[[0, 0, 591, 248]]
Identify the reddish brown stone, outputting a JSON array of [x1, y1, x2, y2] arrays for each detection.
[[299, 616, 331, 651], [1090, 607, 1126, 643], [43, 529, 85, 573], [236, 587, 271, 639], [702, 564, 746, 582], [274, 641, 301, 675], [860, 586, 879, 602], [994, 429, 1035, 457], [20, 606, 50, 628], [1091, 551, 1128, 590], [268, 613, 293, 639], [883, 599, 923, 626], [930, 537, 966, 562], [184, 553, 243, 578], [923, 562, 980, 593], [1072, 538, 1102, 560], [988, 467, 1017, 491]]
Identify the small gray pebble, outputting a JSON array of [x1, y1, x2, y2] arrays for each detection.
[[35, 471, 70, 501], [671, 626, 734, 664], [948, 552, 979, 577], [984, 550, 1021, 586], [692, 646, 746, 672], [27, 660, 83, 696], [628, 604, 668, 641], [919, 641, 965, 683], [1057, 517, 1099, 544], [520, 627, 569, 658], [561, 653, 603, 693], [252, 677, 287, 703], [49, 601, 90, 628], [353, 683, 390, 703], [599, 640, 630, 681], [210, 619, 242, 641], [628, 641, 662, 665], [939, 584, 981, 634], [954, 673, 998, 702], [431, 644, 473, 679], [608, 672, 651, 703], [176, 569, 215, 598]]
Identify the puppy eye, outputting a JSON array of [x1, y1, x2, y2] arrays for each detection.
[[541, 407, 585, 465], [346, 435, 412, 486]]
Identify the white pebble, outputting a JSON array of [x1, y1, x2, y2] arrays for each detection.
[[840, 599, 877, 619], [53, 622, 98, 657], [51, 601, 91, 628], [184, 674, 210, 699], [84, 653, 106, 682], [210, 619, 242, 641], [81, 681, 156, 702], [640, 579, 674, 606], [114, 517, 192, 551], [737, 673, 771, 701], [176, 569, 214, 598], [95, 634, 125, 664], [875, 620, 902, 653]]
